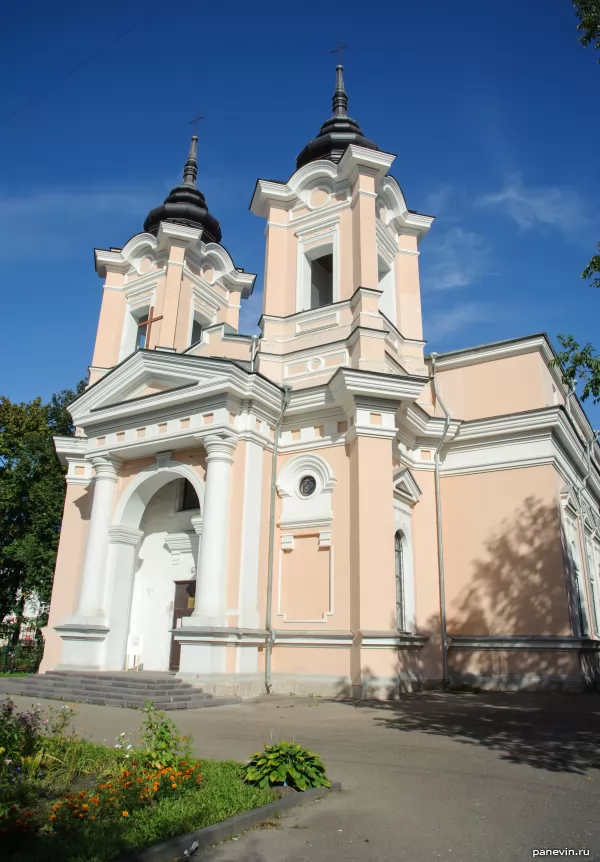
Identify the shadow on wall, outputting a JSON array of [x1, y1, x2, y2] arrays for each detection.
[[329, 497, 600, 773], [445, 496, 584, 687]]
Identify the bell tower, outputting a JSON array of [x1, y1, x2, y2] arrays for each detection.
[[250, 65, 435, 384], [89, 136, 255, 384]]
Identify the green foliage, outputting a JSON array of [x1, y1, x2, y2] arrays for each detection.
[[581, 239, 600, 290], [551, 335, 600, 403], [0, 379, 87, 624], [243, 741, 330, 792], [0, 699, 275, 861], [0, 699, 43, 762], [573, 0, 600, 58], [138, 701, 192, 769], [553, 6, 600, 396]]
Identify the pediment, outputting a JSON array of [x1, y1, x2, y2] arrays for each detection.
[[69, 351, 233, 425], [393, 466, 422, 505]]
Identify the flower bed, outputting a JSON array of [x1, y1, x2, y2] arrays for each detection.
[[0, 698, 276, 861]]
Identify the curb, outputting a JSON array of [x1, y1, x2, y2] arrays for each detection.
[[124, 781, 342, 862]]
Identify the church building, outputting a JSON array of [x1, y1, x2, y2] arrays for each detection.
[[41, 66, 600, 695]]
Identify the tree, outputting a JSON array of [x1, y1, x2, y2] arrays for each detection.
[[552, 2, 600, 402], [0, 379, 87, 628]]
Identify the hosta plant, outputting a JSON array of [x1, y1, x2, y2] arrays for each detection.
[[243, 741, 330, 791]]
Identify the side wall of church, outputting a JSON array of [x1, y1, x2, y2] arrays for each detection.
[[441, 464, 575, 685], [433, 352, 561, 421]]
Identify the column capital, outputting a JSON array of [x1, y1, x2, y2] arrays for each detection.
[[89, 455, 121, 481], [203, 434, 238, 464], [108, 525, 143, 546]]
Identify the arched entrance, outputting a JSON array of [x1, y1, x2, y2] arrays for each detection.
[[103, 459, 205, 671]]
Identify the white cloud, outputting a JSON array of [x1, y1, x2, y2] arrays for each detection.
[[422, 226, 492, 290], [477, 175, 588, 233], [0, 186, 159, 259], [422, 185, 453, 216], [424, 301, 496, 341]]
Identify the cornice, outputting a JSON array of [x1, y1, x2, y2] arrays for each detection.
[[448, 634, 600, 651]]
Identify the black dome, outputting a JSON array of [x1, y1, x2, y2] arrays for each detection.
[[143, 137, 222, 243], [296, 66, 379, 170]]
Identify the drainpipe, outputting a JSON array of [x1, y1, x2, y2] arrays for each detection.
[[264, 384, 292, 694], [250, 335, 260, 372], [430, 353, 451, 690], [566, 385, 596, 636]]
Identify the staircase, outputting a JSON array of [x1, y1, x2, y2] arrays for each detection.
[[0, 670, 240, 710]]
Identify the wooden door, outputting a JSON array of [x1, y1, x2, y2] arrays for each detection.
[[169, 580, 196, 671]]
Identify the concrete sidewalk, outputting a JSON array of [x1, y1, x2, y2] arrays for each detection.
[[8, 691, 600, 861]]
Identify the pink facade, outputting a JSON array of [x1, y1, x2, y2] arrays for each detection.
[[43, 68, 600, 695]]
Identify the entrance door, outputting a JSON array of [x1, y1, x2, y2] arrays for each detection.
[[169, 580, 196, 671]]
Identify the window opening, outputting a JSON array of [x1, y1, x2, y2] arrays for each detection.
[[310, 253, 333, 309], [179, 479, 200, 511], [191, 318, 203, 346]]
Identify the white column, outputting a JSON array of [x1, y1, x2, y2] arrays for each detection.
[[104, 526, 143, 670], [190, 434, 237, 625], [74, 455, 120, 621]]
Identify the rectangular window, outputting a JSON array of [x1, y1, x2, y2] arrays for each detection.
[[310, 253, 333, 309], [136, 314, 149, 350], [191, 318, 203, 346]]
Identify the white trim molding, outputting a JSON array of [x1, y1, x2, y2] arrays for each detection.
[[448, 634, 600, 651]]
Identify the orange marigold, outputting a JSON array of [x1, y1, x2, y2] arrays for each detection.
[[122, 811, 129, 818]]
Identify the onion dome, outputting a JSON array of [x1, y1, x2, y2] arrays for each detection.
[[143, 136, 222, 243], [296, 65, 379, 170]]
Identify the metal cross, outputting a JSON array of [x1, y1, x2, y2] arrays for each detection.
[[138, 306, 163, 350], [189, 112, 204, 136], [330, 43, 349, 64]]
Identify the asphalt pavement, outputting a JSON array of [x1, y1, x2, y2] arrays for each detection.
[[8, 690, 600, 862]]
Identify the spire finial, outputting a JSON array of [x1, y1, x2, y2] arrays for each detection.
[[183, 112, 204, 186], [329, 44, 349, 118], [332, 64, 348, 118], [182, 135, 198, 186]]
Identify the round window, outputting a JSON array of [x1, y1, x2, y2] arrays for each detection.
[[298, 475, 317, 498]]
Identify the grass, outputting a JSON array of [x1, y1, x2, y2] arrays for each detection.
[[0, 672, 32, 677], [2, 729, 277, 861]]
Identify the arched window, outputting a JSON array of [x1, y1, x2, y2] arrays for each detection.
[[395, 530, 405, 631]]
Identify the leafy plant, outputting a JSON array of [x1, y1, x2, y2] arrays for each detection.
[[0, 698, 43, 762], [243, 741, 330, 792], [139, 701, 191, 769]]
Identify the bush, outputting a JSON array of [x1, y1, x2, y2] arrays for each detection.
[[139, 701, 192, 769], [0, 699, 43, 762], [243, 741, 330, 791]]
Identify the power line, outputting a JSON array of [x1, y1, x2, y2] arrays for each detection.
[[0, 24, 138, 127]]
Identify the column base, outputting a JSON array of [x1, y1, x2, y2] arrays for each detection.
[[54, 621, 109, 671]]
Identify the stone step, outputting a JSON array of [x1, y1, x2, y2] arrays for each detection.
[[0, 680, 238, 710], [18, 680, 192, 697], [45, 671, 186, 687], [1, 681, 200, 700]]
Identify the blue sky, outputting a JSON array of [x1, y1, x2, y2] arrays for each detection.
[[1, 0, 599, 425]]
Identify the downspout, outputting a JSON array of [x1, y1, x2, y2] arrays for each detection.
[[250, 335, 260, 372], [264, 384, 292, 694], [430, 353, 451, 690], [566, 385, 595, 636]]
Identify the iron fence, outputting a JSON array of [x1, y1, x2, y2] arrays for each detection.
[[0, 623, 44, 674]]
